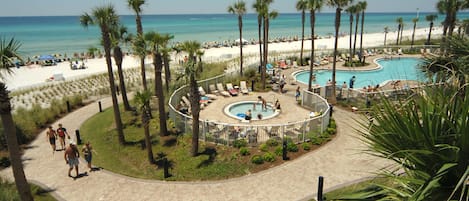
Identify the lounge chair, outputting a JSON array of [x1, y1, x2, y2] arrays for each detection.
[[226, 83, 238, 96], [209, 84, 219, 95], [216, 83, 231, 97], [239, 81, 249, 94], [198, 86, 217, 100]]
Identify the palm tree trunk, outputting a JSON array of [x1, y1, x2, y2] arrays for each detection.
[[238, 15, 244, 76], [140, 57, 147, 91], [153, 52, 168, 136], [163, 53, 171, 92], [0, 83, 34, 201], [427, 22, 433, 45], [348, 14, 353, 64], [411, 22, 417, 48], [300, 10, 305, 66], [359, 11, 365, 63], [353, 13, 359, 57], [262, 17, 269, 90], [331, 7, 342, 104], [142, 107, 155, 164], [308, 11, 316, 92], [103, 28, 125, 145], [384, 33, 387, 46], [114, 46, 132, 111], [396, 26, 401, 45], [257, 16, 263, 74], [189, 74, 200, 157], [399, 25, 404, 45]]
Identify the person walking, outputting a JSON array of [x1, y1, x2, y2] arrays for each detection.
[[46, 126, 57, 154], [56, 123, 70, 151], [82, 141, 93, 171], [295, 86, 301, 101], [64, 141, 80, 178]]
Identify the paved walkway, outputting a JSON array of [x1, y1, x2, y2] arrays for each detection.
[[0, 93, 391, 201]]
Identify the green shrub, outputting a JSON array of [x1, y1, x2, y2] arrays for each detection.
[[259, 143, 268, 152], [329, 119, 337, 129], [233, 139, 247, 148], [311, 137, 322, 145], [274, 146, 283, 156], [266, 138, 279, 147], [263, 152, 276, 162], [251, 155, 264, 164], [287, 142, 299, 152], [327, 127, 336, 135], [239, 147, 250, 156], [302, 143, 311, 150]]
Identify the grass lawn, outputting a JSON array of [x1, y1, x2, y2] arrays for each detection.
[[0, 178, 56, 201], [80, 107, 335, 181]]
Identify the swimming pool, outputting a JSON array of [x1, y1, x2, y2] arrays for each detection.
[[294, 57, 427, 88], [224, 101, 279, 121]]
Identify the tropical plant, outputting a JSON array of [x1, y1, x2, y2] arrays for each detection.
[[425, 14, 438, 45], [352, 4, 360, 58], [326, 0, 353, 104], [411, 17, 419, 48], [307, 0, 323, 91], [396, 17, 403, 45], [358, 1, 367, 63], [127, 0, 148, 91], [384, 26, 389, 46], [437, 0, 465, 38], [178, 40, 203, 156], [262, 1, 278, 90], [0, 37, 33, 201], [253, 0, 265, 79], [228, 0, 247, 76], [110, 25, 133, 111], [80, 5, 125, 144], [296, 0, 308, 66], [133, 90, 155, 164], [346, 5, 356, 64], [144, 31, 170, 136]]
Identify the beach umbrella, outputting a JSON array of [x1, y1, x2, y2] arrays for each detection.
[[234, 38, 248, 44], [38, 54, 55, 60]]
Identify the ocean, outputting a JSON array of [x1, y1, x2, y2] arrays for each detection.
[[0, 12, 466, 58]]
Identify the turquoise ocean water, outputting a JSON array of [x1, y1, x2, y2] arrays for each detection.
[[1, 12, 467, 57]]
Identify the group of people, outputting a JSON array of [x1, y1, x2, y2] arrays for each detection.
[[46, 123, 94, 178]]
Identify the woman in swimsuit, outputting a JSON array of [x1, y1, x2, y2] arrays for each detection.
[[46, 126, 57, 154]]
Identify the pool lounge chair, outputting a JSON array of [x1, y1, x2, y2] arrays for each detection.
[[239, 81, 249, 94], [209, 84, 219, 95], [198, 86, 217, 100], [216, 83, 231, 97], [226, 83, 238, 96]]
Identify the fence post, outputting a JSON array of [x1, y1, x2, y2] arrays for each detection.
[[98, 101, 102, 112], [282, 139, 288, 160], [75, 130, 82, 145], [317, 176, 324, 201]]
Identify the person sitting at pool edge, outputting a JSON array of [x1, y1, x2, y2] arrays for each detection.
[[274, 99, 281, 111], [257, 113, 263, 120], [257, 96, 267, 110], [245, 109, 252, 120]]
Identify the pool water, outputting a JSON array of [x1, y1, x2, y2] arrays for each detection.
[[224, 101, 279, 120], [294, 57, 427, 88]]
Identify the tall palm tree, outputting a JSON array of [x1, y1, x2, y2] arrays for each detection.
[[352, 4, 360, 58], [425, 14, 438, 45], [161, 36, 174, 93], [383, 26, 389, 46], [81, 5, 125, 145], [110, 25, 133, 111], [263, 6, 278, 90], [145, 31, 169, 136], [358, 1, 367, 63], [0, 37, 34, 201], [437, 0, 465, 38], [253, 0, 265, 78], [179, 41, 202, 157], [395, 17, 403, 45], [346, 5, 356, 64], [127, 0, 148, 91], [411, 17, 419, 48], [296, 0, 308, 66], [307, 0, 324, 91], [326, 0, 353, 104], [228, 1, 247, 76], [134, 90, 155, 164]]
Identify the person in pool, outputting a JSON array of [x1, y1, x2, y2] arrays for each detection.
[[257, 96, 267, 110], [245, 109, 252, 120]]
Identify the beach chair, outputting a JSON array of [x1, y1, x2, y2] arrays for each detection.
[[226, 83, 238, 96], [216, 83, 231, 97], [198, 86, 217, 100], [209, 84, 219, 95], [239, 81, 249, 94]]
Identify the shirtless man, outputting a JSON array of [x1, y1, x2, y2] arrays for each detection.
[[56, 123, 70, 151], [46, 126, 57, 154], [64, 141, 80, 178], [257, 96, 267, 110]]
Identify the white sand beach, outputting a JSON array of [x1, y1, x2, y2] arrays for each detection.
[[4, 27, 442, 91]]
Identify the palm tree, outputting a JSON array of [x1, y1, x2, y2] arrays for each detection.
[[411, 17, 419, 48], [383, 26, 389, 46], [263, 6, 278, 90], [81, 5, 125, 145], [437, 0, 465, 38], [346, 5, 356, 64], [179, 41, 202, 157], [0, 37, 34, 201], [326, 0, 353, 104], [133, 90, 155, 164], [253, 0, 265, 78], [145, 31, 169, 136], [395, 17, 403, 45], [425, 14, 438, 45], [307, 0, 324, 91], [228, 1, 247, 76], [127, 0, 148, 91], [110, 25, 133, 111], [352, 4, 360, 58], [296, 0, 308, 66], [161, 37, 174, 93], [358, 1, 367, 63]]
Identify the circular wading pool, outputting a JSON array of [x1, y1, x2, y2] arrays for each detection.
[[224, 101, 280, 121]]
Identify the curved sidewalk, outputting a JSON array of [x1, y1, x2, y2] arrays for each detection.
[[0, 96, 390, 201]]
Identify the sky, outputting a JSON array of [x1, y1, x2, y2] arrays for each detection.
[[0, 0, 439, 17]]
